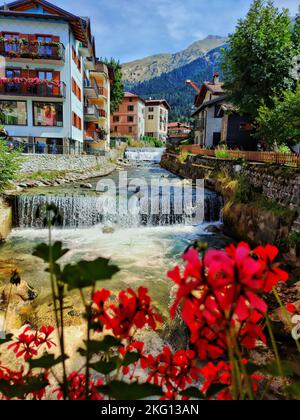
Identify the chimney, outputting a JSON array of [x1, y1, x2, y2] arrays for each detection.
[[213, 72, 220, 85]]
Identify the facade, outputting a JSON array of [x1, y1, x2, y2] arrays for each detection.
[[192, 74, 225, 147], [0, 0, 112, 154], [145, 99, 170, 142], [110, 92, 145, 140], [168, 122, 191, 143]]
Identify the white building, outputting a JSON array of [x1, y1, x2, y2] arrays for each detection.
[[145, 99, 170, 142], [0, 0, 112, 154], [192, 74, 225, 148]]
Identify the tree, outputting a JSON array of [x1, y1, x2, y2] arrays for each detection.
[[222, 0, 299, 119], [0, 139, 22, 190], [102, 58, 124, 113], [255, 86, 300, 148]]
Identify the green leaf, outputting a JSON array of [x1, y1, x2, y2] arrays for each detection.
[[0, 334, 13, 345], [90, 358, 119, 375], [98, 381, 164, 400], [61, 258, 120, 290], [29, 354, 69, 370], [205, 383, 228, 399], [287, 382, 300, 398], [181, 387, 206, 400], [261, 361, 294, 377], [122, 352, 140, 367], [33, 242, 69, 263], [0, 376, 49, 399], [78, 336, 120, 357]]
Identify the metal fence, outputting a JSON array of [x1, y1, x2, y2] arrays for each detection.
[[179, 145, 300, 167]]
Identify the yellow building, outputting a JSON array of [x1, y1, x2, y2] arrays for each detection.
[[145, 99, 170, 142]]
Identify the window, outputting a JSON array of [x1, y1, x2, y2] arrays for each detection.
[[148, 107, 154, 112], [38, 71, 54, 96], [0, 100, 27, 125], [4, 33, 19, 53], [33, 102, 63, 127], [113, 116, 119, 123], [127, 116, 134, 123], [5, 68, 21, 78], [72, 112, 82, 130], [148, 115, 154, 120], [128, 105, 134, 112], [214, 105, 222, 118], [129, 127, 133, 133], [37, 35, 53, 57]]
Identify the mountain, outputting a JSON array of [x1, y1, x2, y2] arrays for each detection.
[[123, 43, 226, 120], [122, 36, 227, 85]]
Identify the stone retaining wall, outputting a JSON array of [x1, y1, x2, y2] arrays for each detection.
[[161, 153, 300, 256], [20, 149, 121, 174], [161, 153, 300, 211], [0, 197, 12, 242]]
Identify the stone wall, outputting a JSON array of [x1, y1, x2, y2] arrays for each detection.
[[0, 197, 12, 242], [161, 153, 300, 211], [20, 149, 122, 174], [161, 153, 300, 255]]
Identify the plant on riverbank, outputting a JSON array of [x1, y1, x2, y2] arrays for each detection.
[[0, 205, 299, 400], [215, 145, 229, 160], [255, 87, 300, 148], [0, 139, 22, 190]]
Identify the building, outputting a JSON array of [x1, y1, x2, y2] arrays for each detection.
[[0, 0, 112, 154], [84, 61, 113, 153], [145, 99, 170, 142], [110, 92, 145, 140], [168, 122, 191, 143], [218, 103, 254, 150], [192, 73, 225, 147]]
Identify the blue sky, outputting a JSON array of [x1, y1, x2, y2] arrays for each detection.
[[55, 0, 299, 63]]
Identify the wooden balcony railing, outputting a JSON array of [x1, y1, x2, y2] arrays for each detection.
[[0, 79, 66, 98], [179, 146, 300, 167], [0, 40, 65, 61]]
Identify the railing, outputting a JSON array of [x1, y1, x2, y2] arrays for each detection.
[[0, 40, 65, 61], [17, 143, 72, 155], [179, 145, 300, 167], [0, 80, 66, 98], [99, 109, 107, 118], [84, 105, 100, 119], [98, 86, 108, 97], [83, 79, 100, 97]]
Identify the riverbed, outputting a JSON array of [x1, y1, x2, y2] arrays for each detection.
[[0, 161, 230, 330]]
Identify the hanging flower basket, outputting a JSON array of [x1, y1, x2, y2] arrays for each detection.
[[0, 77, 61, 88]]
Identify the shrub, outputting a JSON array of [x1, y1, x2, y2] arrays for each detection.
[[234, 175, 254, 203], [215, 145, 230, 160], [0, 139, 22, 190]]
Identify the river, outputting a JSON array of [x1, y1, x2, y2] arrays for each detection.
[[0, 150, 230, 329]]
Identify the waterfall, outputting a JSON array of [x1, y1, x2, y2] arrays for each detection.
[[125, 148, 166, 162], [13, 190, 223, 229]]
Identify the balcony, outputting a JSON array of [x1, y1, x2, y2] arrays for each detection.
[[78, 42, 90, 58], [0, 79, 66, 98], [84, 104, 100, 122], [83, 79, 100, 98], [0, 40, 65, 64], [99, 109, 107, 118]]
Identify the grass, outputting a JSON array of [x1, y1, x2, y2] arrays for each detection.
[[18, 170, 69, 181], [254, 195, 296, 223]]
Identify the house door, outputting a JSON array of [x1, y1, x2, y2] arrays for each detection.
[[213, 132, 221, 147]]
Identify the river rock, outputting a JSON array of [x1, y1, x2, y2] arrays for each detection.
[[204, 224, 223, 234], [102, 226, 115, 234], [80, 183, 93, 189]]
